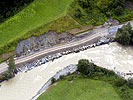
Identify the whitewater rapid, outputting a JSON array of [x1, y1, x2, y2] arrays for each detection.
[[0, 42, 133, 100]]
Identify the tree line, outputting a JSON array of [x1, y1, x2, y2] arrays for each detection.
[[70, 0, 132, 25], [0, 0, 34, 23], [75, 0, 128, 18], [77, 59, 133, 99]]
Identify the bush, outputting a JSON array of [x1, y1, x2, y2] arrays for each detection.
[[116, 23, 133, 45], [67, 72, 71, 75], [51, 78, 56, 84], [114, 6, 124, 16], [107, 70, 116, 76], [59, 75, 65, 80], [127, 78, 133, 89], [78, 0, 90, 8], [67, 76, 74, 81], [77, 59, 90, 75], [77, 59, 116, 77], [8, 56, 16, 73], [113, 0, 125, 8], [114, 77, 126, 87], [74, 8, 82, 18]]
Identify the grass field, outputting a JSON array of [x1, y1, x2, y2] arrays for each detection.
[[37, 79, 121, 100], [0, 0, 132, 61], [0, 0, 77, 54]]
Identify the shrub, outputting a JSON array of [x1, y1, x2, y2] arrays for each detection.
[[74, 8, 82, 18], [121, 87, 126, 92], [116, 23, 133, 45], [77, 59, 89, 75], [8, 56, 16, 73], [114, 6, 124, 16], [127, 78, 133, 89], [77, 59, 116, 77], [51, 77, 56, 84], [114, 77, 126, 87], [107, 70, 116, 76], [78, 0, 90, 8], [67, 76, 74, 81], [106, 11, 111, 17], [59, 75, 65, 80], [113, 0, 125, 8], [67, 72, 71, 75]]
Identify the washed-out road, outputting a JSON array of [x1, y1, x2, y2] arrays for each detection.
[[0, 20, 132, 74]]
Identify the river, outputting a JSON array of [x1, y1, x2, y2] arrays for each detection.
[[0, 42, 133, 100]]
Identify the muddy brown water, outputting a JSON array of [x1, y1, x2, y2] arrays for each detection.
[[0, 42, 133, 100]]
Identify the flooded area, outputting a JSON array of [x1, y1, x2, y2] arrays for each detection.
[[0, 42, 133, 100]]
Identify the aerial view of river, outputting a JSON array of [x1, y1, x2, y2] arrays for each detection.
[[0, 42, 133, 100]]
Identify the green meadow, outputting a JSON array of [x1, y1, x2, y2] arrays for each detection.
[[37, 79, 121, 100], [0, 0, 79, 54]]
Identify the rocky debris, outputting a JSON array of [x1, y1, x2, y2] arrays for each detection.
[[15, 30, 96, 58], [15, 25, 114, 58], [103, 18, 119, 27], [15, 37, 115, 74], [15, 31, 75, 57]]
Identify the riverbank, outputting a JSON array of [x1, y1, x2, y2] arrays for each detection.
[[0, 42, 133, 100], [0, 20, 132, 77], [31, 64, 77, 100], [15, 37, 114, 74], [36, 68, 133, 100], [31, 61, 132, 100]]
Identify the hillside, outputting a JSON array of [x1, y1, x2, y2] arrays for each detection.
[[0, 0, 79, 55], [0, 0, 34, 23], [69, 0, 133, 25], [0, 0, 133, 62]]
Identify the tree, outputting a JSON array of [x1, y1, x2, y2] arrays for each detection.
[[74, 8, 82, 18], [0, 0, 34, 23], [51, 77, 56, 84], [77, 59, 116, 77], [116, 23, 133, 45], [8, 56, 16, 77], [115, 77, 126, 87], [126, 23, 133, 44], [114, 6, 123, 16], [113, 0, 125, 8], [77, 59, 89, 75], [78, 0, 90, 8], [77, 59, 95, 76], [127, 78, 133, 89], [116, 29, 131, 45]]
